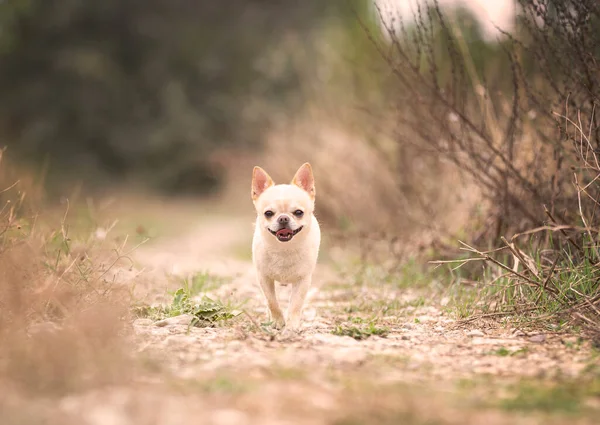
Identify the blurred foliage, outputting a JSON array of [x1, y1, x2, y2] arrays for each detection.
[[0, 0, 379, 194], [396, 1, 600, 105], [373, 0, 600, 244]]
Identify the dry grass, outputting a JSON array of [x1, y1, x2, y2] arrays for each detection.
[[435, 114, 600, 336], [0, 151, 137, 398]]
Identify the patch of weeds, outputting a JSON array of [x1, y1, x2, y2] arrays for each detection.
[[258, 320, 279, 330], [134, 287, 241, 327], [333, 321, 389, 340], [492, 347, 511, 357], [450, 295, 478, 320], [510, 347, 529, 357], [562, 337, 584, 350], [413, 318, 420, 324], [484, 346, 529, 357], [170, 288, 239, 325], [442, 229, 600, 332], [444, 280, 481, 320], [545, 318, 570, 332]]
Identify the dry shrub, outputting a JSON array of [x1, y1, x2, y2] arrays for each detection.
[[366, 0, 600, 245], [435, 116, 600, 335], [376, 0, 600, 331], [0, 152, 134, 397]]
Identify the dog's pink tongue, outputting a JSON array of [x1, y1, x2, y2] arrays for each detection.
[[276, 229, 293, 237]]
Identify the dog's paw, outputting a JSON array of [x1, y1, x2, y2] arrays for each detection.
[[285, 317, 302, 331], [278, 327, 301, 341], [272, 317, 286, 330]]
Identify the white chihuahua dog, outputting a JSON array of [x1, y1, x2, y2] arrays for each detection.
[[251, 163, 321, 330]]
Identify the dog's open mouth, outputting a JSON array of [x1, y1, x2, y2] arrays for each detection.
[[269, 226, 303, 242]]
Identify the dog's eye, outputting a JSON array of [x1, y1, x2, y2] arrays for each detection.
[[293, 210, 304, 217], [264, 210, 274, 218]]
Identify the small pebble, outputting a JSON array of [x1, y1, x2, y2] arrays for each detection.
[[528, 334, 546, 343]]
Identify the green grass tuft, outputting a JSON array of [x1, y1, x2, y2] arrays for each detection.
[[133, 285, 241, 327], [442, 232, 600, 333], [332, 321, 389, 340]]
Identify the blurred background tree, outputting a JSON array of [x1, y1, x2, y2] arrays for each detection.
[[0, 0, 379, 195]]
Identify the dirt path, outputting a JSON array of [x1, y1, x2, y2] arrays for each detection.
[[80, 211, 592, 425], [46, 208, 599, 425]]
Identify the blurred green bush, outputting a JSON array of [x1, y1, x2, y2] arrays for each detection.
[[0, 0, 378, 194]]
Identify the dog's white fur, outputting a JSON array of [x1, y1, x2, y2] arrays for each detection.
[[251, 163, 321, 330]]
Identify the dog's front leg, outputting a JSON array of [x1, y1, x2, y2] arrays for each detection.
[[286, 276, 311, 330], [258, 276, 285, 329]]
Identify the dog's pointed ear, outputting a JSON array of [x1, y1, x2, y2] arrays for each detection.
[[252, 166, 274, 201], [292, 162, 315, 199]]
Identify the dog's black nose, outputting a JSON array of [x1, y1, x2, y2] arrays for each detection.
[[278, 215, 289, 225]]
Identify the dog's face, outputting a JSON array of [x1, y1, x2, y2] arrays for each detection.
[[252, 163, 315, 243]]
